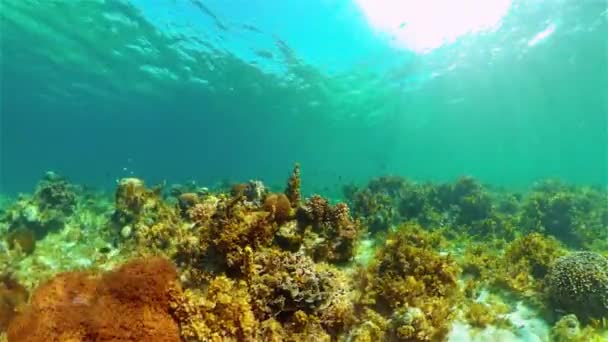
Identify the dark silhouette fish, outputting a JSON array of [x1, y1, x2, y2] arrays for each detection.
[[190, 0, 228, 31], [255, 49, 274, 59], [242, 24, 263, 33]]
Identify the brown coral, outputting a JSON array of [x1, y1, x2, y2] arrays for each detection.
[[298, 195, 362, 263], [170, 275, 259, 341], [0, 275, 28, 332], [210, 197, 277, 269], [113, 177, 148, 224], [177, 192, 200, 218], [285, 163, 301, 207], [6, 228, 36, 254], [495, 233, 565, 294], [263, 193, 292, 224], [248, 249, 333, 318], [7, 257, 181, 342]]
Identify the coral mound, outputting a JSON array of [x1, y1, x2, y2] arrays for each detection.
[[7, 257, 181, 342], [546, 251, 608, 321]]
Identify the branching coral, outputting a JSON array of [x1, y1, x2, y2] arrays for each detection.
[[7, 257, 181, 342]]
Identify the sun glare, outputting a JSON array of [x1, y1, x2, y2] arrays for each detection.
[[356, 0, 512, 53]]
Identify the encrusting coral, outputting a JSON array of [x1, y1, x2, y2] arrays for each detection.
[[7, 257, 181, 342]]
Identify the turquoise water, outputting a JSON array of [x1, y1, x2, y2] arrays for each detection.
[[1, 0, 607, 195]]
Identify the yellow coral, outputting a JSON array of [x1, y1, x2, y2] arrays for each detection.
[[170, 276, 259, 342], [494, 233, 565, 295], [357, 223, 461, 341]]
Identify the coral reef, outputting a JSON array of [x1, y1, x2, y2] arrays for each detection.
[[545, 251, 608, 322], [7, 257, 181, 342], [263, 193, 293, 224], [550, 314, 607, 342], [344, 176, 517, 239], [298, 195, 361, 263], [285, 163, 301, 207], [0, 275, 28, 332], [519, 180, 608, 248], [1, 167, 607, 341], [170, 247, 355, 341], [459, 242, 501, 283], [177, 192, 200, 218], [248, 249, 333, 318], [495, 233, 565, 295], [357, 222, 461, 341], [112, 177, 156, 226], [1, 172, 78, 249], [5, 228, 36, 255], [344, 176, 410, 233], [464, 301, 510, 329], [209, 196, 276, 270], [170, 275, 259, 341]]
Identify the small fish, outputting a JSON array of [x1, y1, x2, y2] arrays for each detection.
[[255, 49, 273, 59], [242, 24, 262, 33], [190, 0, 228, 30]]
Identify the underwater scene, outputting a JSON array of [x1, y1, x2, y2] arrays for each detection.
[[0, 0, 607, 341]]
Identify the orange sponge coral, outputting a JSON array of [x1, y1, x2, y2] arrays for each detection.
[[7, 257, 181, 342]]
